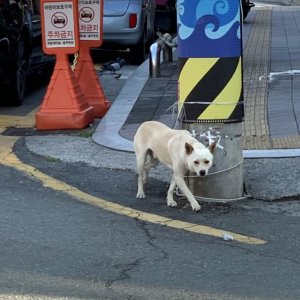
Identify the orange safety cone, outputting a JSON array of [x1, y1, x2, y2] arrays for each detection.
[[73, 45, 110, 118], [36, 53, 95, 130]]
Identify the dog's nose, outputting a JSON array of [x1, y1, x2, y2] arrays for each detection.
[[199, 170, 206, 176]]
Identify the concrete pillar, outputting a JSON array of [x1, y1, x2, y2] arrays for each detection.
[[177, 0, 245, 202]]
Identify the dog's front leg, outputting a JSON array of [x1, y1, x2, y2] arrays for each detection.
[[166, 175, 178, 207], [136, 153, 146, 198], [137, 173, 145, 198], [174, 175, 201, 212]]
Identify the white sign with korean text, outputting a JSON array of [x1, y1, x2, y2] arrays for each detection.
[[78, 0, 101, 41], [43, 2, 76, 48]]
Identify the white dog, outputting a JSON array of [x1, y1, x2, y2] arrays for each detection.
[[133, 121, 216, 211]]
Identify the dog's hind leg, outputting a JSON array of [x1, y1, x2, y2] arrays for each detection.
[[136, 149, 147, 198], [166, 175, 178, 207], [143, 150, 159, 184]]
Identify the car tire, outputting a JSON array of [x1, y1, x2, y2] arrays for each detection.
[[5, 35, 29, 105], [130, 29, 146, 65]]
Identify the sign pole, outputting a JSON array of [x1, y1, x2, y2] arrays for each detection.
[[36, 0, 94, 130], [177, 0, 245, 202], [73, 0, 110, 118]]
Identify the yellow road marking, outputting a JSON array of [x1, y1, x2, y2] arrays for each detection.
[[0, 136, 20, 160], [0, 136, 267, 245]]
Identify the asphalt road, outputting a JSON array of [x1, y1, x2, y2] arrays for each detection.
[[1, 12, 300, 299], [0, 137, 300, 300]]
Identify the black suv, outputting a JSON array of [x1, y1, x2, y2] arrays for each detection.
[[0, 0, 53, 105]]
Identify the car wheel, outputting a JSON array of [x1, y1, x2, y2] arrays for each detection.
[[130, 30, 146, 65], [5, 35, 29, 105]]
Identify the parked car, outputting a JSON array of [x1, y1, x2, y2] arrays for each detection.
[[102, 0, 156, 64], [0, 0, 53, 105], [154, 0, 176, 33], [154, 0, 254, 34]]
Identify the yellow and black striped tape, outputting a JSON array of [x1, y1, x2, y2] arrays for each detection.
[[178, 57, 244, 123]]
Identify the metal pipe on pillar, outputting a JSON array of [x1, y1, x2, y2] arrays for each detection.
[[177, 0, 245, 202]]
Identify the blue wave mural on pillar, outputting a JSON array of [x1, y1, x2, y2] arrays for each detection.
[[177, 0, 242, 57]]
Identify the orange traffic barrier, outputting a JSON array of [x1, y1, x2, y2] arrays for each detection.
[[73, 45, 110, 118], [36, 53, 95, 130], [36, 0, 95, 130]]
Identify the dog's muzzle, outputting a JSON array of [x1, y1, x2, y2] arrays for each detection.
[[199, 170, 206, 177]]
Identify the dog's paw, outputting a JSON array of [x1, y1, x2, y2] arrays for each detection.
[[167, 199, 178, 207], [191, 201, 201, 212], [136, 191, 146, 198]]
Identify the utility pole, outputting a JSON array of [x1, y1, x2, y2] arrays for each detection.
[[177, 0, 245, 202]]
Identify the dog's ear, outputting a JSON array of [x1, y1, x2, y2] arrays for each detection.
[[208, 141, 217, 154], [185, 142, 194, 155]]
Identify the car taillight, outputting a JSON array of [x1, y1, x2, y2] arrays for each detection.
[[129, 13, 137, 28]]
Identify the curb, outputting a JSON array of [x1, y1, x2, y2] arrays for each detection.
[[92, 58, 148, 152]]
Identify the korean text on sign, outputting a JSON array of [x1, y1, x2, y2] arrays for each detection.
[[78, 0, 101, 41], [44, 2, 76, 48]]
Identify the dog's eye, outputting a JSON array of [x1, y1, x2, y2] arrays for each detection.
[[194, 160, 200, 165], [204, 160, 210, 164]]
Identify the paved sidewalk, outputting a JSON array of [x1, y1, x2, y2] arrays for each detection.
[[243, 5, 300, 149], [93, 5, 300, 155]]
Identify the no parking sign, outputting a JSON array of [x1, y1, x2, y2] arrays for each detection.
[[40, 0, 79, 54], [78, 0, 103, 47], [37, 0, 107, 130]]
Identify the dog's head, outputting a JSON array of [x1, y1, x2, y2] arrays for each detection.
[[185, 141, 216, 177]]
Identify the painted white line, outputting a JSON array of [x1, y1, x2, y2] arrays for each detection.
[[243, 149, 300, 158]]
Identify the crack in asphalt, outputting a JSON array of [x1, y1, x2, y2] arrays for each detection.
[[210, 239, 300, 266], [104, 217, 169, 294], [237, 246, 300, 265], [105, 257, 145, 289], [135, 218, 169, 263]]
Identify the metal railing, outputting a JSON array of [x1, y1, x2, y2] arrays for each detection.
[[149, 32, 176, 78]]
